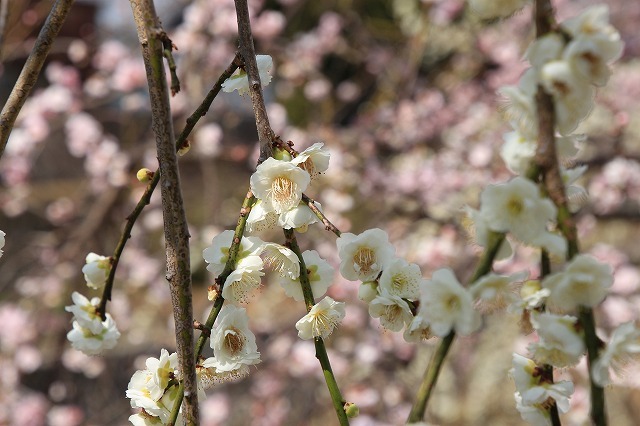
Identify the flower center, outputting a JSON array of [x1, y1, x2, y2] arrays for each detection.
[[507, 197, 524, 215], [272, 176, 295, 204], [354, 247, 376, 275], [224, 328, 245, 355]]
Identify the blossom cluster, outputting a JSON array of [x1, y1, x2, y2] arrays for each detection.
[[338, 228, 472, 340]]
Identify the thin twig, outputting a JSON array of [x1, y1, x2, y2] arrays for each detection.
[[0, 0, 9, 59], [284, 228, 350, 425], [129, 0, 197, 423], [302, 194, 341, 237], [0, 0, 75, 159], [233, 0, 274, 162], [97, 56, 240, 318]]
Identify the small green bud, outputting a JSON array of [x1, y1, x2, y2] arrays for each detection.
[[344, 402, 359, 418], [273, 148, 292, 162], [136, 168, 154, 183]]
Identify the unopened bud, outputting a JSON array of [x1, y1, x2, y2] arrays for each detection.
[[273, 148, 292, 162], [178, 140, 191, 156], [136, 168, 154, 183], [344, 402, 359, 418]]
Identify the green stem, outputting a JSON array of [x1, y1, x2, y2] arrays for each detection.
[[407, 332, 455, 423], [579, 307, 606, 426], [284, 228, 349, 425]]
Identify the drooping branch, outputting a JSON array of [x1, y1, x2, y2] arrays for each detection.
[[233, 0, 274, 163], [0, 0, 75, 159], [128, 0, 198, 424]]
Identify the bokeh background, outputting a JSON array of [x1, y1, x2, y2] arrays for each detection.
[[1, 0, 639, 424]]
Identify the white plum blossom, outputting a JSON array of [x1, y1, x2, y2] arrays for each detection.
[[378, 257, 422, 300], [67, 314, 120, 355], [542, 254, 613, 311], [508, 280, 551, 317], [562, 165, 589, 212], [82, 252, 110, 290], [290, 142, 330, 180], [295, 296, 345, 340], [540, 60, 595, 135], [529, 312, 585, 368], [222, 55, 273, 96], [127, 370, 166, 419], [278, 201, 320, 231], [479, 177, 566, 256], [337, 228, 395, 282], [246, 199, 278, 233], [419, 268, 480, 336], [145, 349, 178, 400], [561, 5, 624, 86], [464, 206, 513, 260], [202, 230, 264, 276], [65, 291, 104, 334], [467, 0, 529, 20], [498, 68, 538, 138], [261, 242, 300, 279], [222, 255, 265, 304], [403, 314, 433, 343], [250, 157, 311, 214], [500, 131, 537, 175], [207, 305, 260, 372], [0, 230, 5, 258], [511, 353, 574, 424], [591, 322, 640, 386], [280, 250, 333, 302], [526, 33, 564, 71], [469, 271, 528, 313], [129, 412, 165, 426], [368, 291, 414, 332]]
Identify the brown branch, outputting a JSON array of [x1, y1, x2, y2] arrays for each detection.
[[234, 0, 274, 163], [0, 0, 9, 59], [0, 0, 75, 159], [129, 0, 198, 424], [302, 194, 341, 237]]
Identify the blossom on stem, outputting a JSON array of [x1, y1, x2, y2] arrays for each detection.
[[280, 250, 333, 302], [290, 142, 330, 180], [206, 305, 261, 372], [542, 254, 613, 311], [222, 255, 265, 304], [202, 230, 264, 276], [67, 314, 120, 355], [261, 242, 300, 279], [479, 177, 566, 256], [464, 207, 512, 260], [82, 252, 111, 290], [222, 55, 273, 96], [469, 271, 528, 313], [65, 291, 104, 334], [378, 257, 422, 300], [246, 199, 278, 233], [418, 268, 480, 336], [250, 157, 310, 214], [511, 353, 574, 425], [144, 349, 178, 400], [337, 228, 395, 282], [528, 312, 585, 368], [368, 291, 413, 332], [295, 296, 345, 340], [591, 322, 640, 386], [277, 201, 321, 231]]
